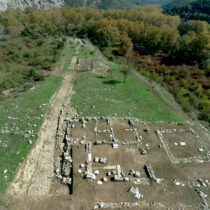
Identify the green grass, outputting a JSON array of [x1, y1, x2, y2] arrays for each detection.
[[63, 43, 76, 72], [0, 199, 4, 206], [0, 76, 62, 193], [72, 60, 185, 122], [79, 44, 99, 59]]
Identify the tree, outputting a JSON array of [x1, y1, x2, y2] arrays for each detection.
[[120, 61, 132, 83]]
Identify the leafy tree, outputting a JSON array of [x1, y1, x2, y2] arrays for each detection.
[[178, 20, 209, 35], [120, 61, 132, 83]]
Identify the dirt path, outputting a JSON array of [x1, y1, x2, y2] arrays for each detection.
[[7, 39, 81, 197]]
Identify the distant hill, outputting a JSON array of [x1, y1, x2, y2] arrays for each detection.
[[164, 0, 193, 8], [65, 0, 174, 9], [0, 0, 199, 11], [164, 0, 210, 23], [139, 0, 172, 5], [65, 0, 141, 9]]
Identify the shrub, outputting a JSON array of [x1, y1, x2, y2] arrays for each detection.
[[23, 52, 30, 58], [189, 93, 199, 108], [37, 39, 44, 46], [180, 65, 190, 78], [182, 103, 191, 112], [199, 111, 210, 123], [57, 41, 64, 49]]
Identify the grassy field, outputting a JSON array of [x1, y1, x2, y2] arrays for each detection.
[[79, 44, 100, 59], [63, 42, 76, 72], [0, 76, 62, 194], [72, 45, 185, 122]]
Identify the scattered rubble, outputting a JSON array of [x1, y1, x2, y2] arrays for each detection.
[[128, 186, 143, 199], [112, 143, 119, 149], [144, 128, 150, 133], [180, 141, 186, 146], [97, 180, 103, 185], [3, 169, 8, 174], [198, 148, 204, 152], [195, 189, 209, 210], [102, 177, 108, 182], [128, 119, 135, 126], [85, 172, 96, 180], [140, 149, 147, 155], [113, 176, 129, 182], [94, 170, 99, 175], [129, 169, 141, 178], [94, 202, 104, 209], [93, 200, 164, 209]]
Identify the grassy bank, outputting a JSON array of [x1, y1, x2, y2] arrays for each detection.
[[72, 46, 185, 121], [79, 44, 99, 59], [0, 76, 62, 194]]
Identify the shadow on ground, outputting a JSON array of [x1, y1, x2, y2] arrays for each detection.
[[103, 79, 122, 85]]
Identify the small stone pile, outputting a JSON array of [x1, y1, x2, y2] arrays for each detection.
[[128, 186, 143, 199]]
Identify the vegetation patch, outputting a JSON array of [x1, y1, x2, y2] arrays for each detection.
[[0, 36, 65, 92], [72, 60, 184, 122], [0, 76, 62, 193], [79, 44, 99, 59], [63, 41, 76, 72], [137, 56, 210, 124]]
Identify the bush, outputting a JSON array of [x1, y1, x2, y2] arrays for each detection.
[[189, 93, 199, 108], [180, 65, 190, 78], [90, 50, 95, 55], [23, 52, 30, 58], [56, 41, 64, 49], [62, 37, 67, 42], [199, 111, 210, 123], [37, 39, 44, 46], [182, 102, 191, 112], [34, 74, 44, 81]]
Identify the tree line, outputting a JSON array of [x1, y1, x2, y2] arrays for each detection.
[[0, 5, 209, 68]]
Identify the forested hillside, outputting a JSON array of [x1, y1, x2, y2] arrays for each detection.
[[0, 0, 174, 11], [165, 0, 210, 23], [66, 0, 139, 9], [0, 6, 209, 122], [0, 0, 193, 11], [66, 0, 177, 9], [64, 0, 177, 9], [164, 0, 193, 8], [139, 0, 172, 5]]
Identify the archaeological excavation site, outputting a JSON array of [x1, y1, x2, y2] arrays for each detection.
[[2, 38, 210, 210], [52, 116, 210, 209]]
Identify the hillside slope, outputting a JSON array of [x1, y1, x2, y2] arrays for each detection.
[[0, 0, 177, 11], [65, 0, 173, 9], [165, 0, 210, 23], [65, 0, 140, 9], [164, 0, 193, 8]]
